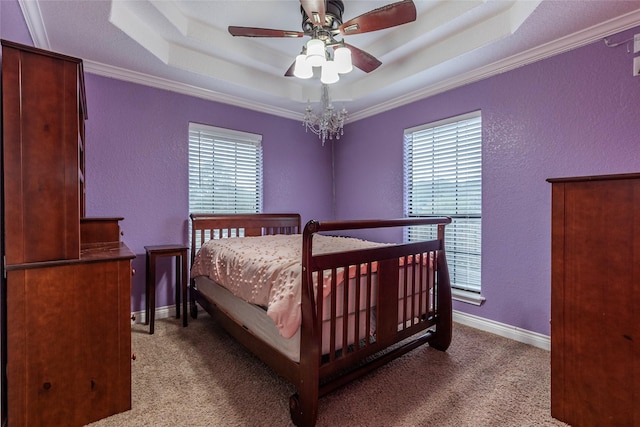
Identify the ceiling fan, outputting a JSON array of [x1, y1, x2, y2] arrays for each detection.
[[228, 0, 417, 80]]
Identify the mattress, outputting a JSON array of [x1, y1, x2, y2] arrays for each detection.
[[195, 275, 380, 362], [190, 233, 391, 338], [194, 264, 433, 363]]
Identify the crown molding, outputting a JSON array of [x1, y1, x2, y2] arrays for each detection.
[[83, 60, 302, 121], [17, 0, 50, 49], [19, 3, 640, 123], [349, 8, 640, 122], [17, 0, 302, 121]]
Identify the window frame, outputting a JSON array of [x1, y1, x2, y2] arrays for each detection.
[[188, 122, 263, 217], [403, 111, 484, 306]]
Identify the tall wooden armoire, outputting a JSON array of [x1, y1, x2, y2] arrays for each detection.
[[548, 173, 640, 426], [1, 40, 135, 426]]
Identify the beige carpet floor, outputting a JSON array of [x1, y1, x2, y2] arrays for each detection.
[[88, 313, 568, 427]]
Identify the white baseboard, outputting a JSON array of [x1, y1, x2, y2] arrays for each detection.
[[132, 306, 551, 351], [453, 310, 550, 351], [131, 305, 177, 325]]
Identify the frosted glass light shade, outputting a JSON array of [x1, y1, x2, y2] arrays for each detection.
[[293, 54, 313, 79], [334, 46, 353, 74], [320, 60, 339, 84], [306, 39, 326, 67]]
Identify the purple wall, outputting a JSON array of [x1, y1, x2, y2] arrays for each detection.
[[0, 1, 32, 46], [83, 76, 334, 311], [335, 27, 640, 335]]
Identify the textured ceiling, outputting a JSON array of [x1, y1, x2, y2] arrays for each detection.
[[19, 0, 640, 120]]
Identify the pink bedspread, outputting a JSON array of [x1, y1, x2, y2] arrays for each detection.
[[190, 234, 388, 338]]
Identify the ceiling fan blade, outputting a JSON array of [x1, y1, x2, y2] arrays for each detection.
[[284, 60, 296, 77], [300, 0, 326, 27], [339, 0, 417, 35], [342, 43, 382, 73], [228, 26, 303, 38]]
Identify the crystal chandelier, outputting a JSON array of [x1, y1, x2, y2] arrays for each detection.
[[302, 84, 348, 146]]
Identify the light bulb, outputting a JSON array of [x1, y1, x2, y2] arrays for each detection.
[[334, 46, 353, 74], [320, 60, 339, 84], [306, 39, 326, 67], [293, 54, 313, 79]]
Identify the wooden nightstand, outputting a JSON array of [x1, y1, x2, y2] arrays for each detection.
[[144, 244, 188, 334]]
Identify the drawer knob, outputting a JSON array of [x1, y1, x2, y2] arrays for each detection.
[[131, 353, 137, 361], [43, 382, 51, 390]]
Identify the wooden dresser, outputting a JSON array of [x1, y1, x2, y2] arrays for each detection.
[[548, 173, 640, 426], [1, 40, 135, 426]]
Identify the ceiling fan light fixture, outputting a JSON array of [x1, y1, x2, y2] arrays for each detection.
[[293, 53, 313, 79], [334, 46, 352, 74], [320, 60, 339, 84], [231, 0, 418, 80], [306, 39, 326, 67]]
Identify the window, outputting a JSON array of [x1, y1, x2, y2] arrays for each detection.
[[404, 111, 483, 304], [188, 123, 263, 216]]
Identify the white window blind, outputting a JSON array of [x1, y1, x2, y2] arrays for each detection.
[[189, 123, 263, 215], [404, 111, 482, 294]]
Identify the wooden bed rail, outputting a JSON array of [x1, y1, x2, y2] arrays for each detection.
[[292, 216, 452, 426], [190, 213, 301, 265], [304, 216, 451, 234]]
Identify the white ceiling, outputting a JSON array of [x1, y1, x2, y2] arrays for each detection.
[[18, 0, 640, 121]]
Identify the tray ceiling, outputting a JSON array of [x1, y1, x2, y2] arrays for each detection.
[[18, 0, 640, 121]]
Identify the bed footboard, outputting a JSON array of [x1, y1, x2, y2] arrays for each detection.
[[292, 217, 452, 427]]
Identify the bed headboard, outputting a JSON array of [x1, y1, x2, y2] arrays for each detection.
[[189, 213, 301, 265]]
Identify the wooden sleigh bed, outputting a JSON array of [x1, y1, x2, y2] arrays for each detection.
[[188, 213, 452, 427]]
